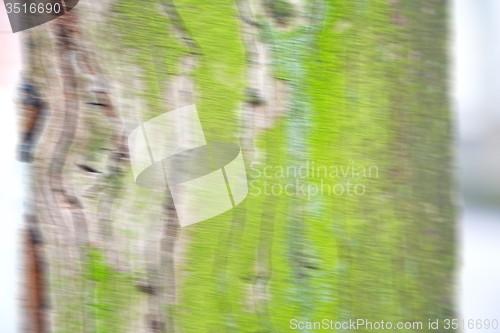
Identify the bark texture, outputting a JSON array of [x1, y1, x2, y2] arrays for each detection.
[[19, 0, 456, 332]]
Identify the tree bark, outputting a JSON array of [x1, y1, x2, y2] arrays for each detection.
[[19, 0, 456, 332]]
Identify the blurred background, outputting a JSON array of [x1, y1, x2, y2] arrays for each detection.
[[0, 4, 24, 333], [0, 0, 499, 331], [454, 0, 500, 325]]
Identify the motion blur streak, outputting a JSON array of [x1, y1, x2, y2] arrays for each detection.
[[9, 0, 463, 332]]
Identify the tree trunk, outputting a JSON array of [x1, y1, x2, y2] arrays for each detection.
[[19, 0, 456, 332]]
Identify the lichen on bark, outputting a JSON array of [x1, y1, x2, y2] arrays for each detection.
[[19, 0, 456, 332]]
